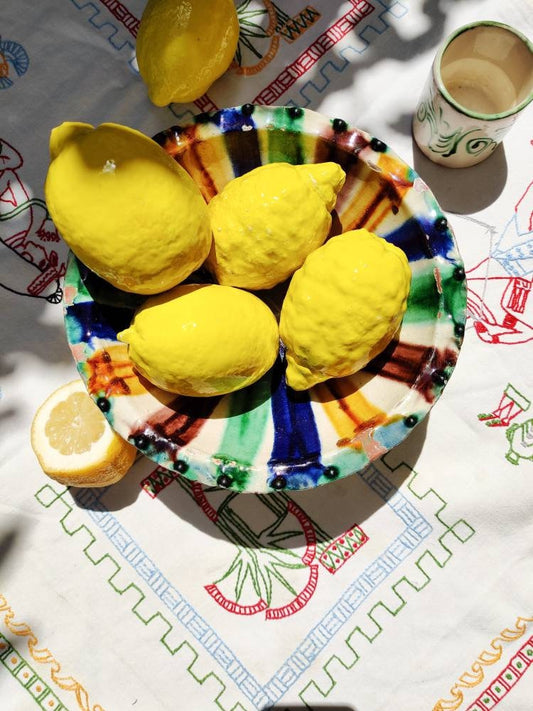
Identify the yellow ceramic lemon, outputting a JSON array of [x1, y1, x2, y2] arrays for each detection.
[[280, 229, 411, 390], [44, 122, 211, 294], [136, 0, 239, 106], [207, 162, 346, 290], [118, 283, 279, 397]]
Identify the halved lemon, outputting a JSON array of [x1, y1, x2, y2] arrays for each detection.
[[31, 379, 137, 487]]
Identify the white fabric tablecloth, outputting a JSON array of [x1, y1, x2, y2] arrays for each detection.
[[1, 1, 533, 709]]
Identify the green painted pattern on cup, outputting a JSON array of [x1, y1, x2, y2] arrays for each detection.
[[416, 87, 497, 159]]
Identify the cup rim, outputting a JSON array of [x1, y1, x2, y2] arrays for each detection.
[[433, 20, 533, 121]]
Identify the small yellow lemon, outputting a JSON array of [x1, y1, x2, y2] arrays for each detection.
[[118, 284, 279, 396], [44, 122, 211, 294], [279, 229, 411, 390], [31, 379, 137, 487], [207, 162, 346, 290], [136, 0, 239, 106]]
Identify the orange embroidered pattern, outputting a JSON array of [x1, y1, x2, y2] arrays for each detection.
[[0, 594, 106, 711], [434, 615, 533, 710]]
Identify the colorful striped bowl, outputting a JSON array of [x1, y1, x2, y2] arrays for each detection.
[[63, 105, 467, 493]]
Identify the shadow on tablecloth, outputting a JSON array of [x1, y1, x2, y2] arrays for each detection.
[[71, 411, 429, 549]]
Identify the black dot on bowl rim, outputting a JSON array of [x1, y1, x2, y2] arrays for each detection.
[[432, 369, 448, 386], [332, 118, 348, 133], [287, 106, 303, 119], [434, 216, 449, 232], [174, 459, 189, 474], [241, 103, 255, 116], [133, 434, 149, 450], [217, 473, 233, 489], [370, 137, 387, 152], [454, 322, 465, 338], [323, 465, 339, 479], [96, 396, 110, 413], [453, 266, 466, 281], [195, 111, 211, 124], [271, 475, 287, 490], [404, 415, 418, 428]]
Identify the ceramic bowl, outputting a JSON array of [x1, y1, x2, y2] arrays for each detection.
[[63, 104, 467, 493]]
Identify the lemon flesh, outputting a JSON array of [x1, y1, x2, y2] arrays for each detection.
[[31, 380, 137, 487], [207, 162, 346, 291], [279, 229, 411, 390], [118, 284, 280, 397], [136, 0, 239, 106], [45, 122, 211, 294]]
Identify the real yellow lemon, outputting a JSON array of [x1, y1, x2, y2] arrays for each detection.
[[279, 229, 411, 390], [207, 162, 346, 290], [118, 283, 280, 396], [136, 0, 239, 106], [44, 122, 211, 294], [31, 380, 137, 487]]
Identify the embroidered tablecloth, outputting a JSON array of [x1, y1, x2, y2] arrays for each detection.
[[1, 1, 533, 710]]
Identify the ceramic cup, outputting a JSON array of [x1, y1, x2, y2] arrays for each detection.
[[412, 21, 533, 168]]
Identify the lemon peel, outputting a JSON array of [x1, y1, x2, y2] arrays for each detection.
[[136, 0, 239, 106], [207, 162, 346, 290], [49, 121, 92, 160], [118, 283, 280, 397], [31, 380, 137, 487], [44, 121, 211, 294], [279, 229, 411, 390]]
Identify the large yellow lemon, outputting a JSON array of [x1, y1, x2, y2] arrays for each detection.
[[44, 122, 212, 294], [136, 0, 239, 105], [207, 162, 346, 290], [280, 229, 411, 390], [118, 283, 280, 396]]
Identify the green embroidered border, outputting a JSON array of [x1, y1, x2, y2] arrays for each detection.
[[0, 632, 69, 710], [33, 483, 241, 710], [34, 457, 475, 711], [297, 457, 475, 706]]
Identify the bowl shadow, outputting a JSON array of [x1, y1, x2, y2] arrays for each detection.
[[72, 412, 429, 550]]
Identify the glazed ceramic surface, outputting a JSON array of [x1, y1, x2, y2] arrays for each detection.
[[63, 105, 467, 493], [413, 21, 533, 167]]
